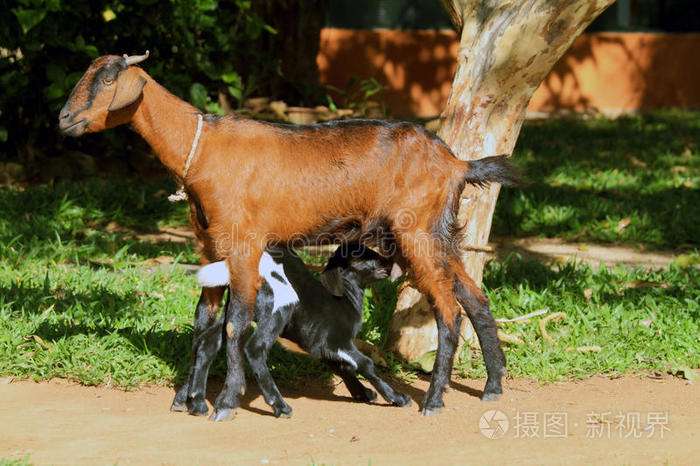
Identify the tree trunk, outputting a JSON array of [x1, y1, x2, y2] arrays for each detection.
[[389, 0, 615, 364]]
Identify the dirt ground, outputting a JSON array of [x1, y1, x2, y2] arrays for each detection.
[[1, 375, 698, 465]]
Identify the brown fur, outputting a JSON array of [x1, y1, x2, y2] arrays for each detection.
[[60, 56, 485, 327], [61, 55, 510, 411]]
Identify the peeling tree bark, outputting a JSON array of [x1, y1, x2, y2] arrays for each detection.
[[389, 0, 615, 363]]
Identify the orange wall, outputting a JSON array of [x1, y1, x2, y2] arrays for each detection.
[[318, 29, 700, 117]]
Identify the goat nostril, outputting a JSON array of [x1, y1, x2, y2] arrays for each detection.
[[59, 110, 71, 121]]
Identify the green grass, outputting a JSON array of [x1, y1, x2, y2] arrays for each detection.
[[364, 256, 700, 381], [496, 110, 700, 249], [1, 246, 697, 387], [0, 112, 698, 389], [477, 256, 699, 380], [0, 178, 193, 265]]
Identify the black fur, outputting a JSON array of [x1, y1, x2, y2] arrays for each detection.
[[245, 244, 411, 417], [463, 155, 521, 188], [453, 278, 506, 400], [433, 154, 521, 251], [173, 244, 411, 418], [260, 117, 391, 133], [422, 312, 462, 415], [171, 289, 225, 415], [210, 291, 254, 421]]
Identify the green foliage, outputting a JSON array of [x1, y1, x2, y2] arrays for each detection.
[[326, 77, 388, 117], [361, 278, 400, 346], [0, 0, 274, 158]]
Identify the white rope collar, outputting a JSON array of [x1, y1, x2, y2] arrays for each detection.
[[168, 113, 204, 202]]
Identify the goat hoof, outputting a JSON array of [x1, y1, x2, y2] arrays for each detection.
[[352, 387, 377, 403], [421, 399, 444, 416], [421, 406, 442, 416], [209, 408, 236, 422], [363, 388, 378, 402], [481, 391, 502, 402], [273, 403, 293, 418], [170, 401, 188, 413], [392, 393, 412, 407], [187, 398, 210, 416]]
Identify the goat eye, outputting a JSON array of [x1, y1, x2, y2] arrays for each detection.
[[102, 77, 114, 85]]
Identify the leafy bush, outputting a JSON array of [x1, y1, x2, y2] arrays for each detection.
[[0, 0, 277, 163]]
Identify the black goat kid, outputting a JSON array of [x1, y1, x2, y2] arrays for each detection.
[[172, 245, 410, 418]]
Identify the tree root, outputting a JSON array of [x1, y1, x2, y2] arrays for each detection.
[[496, 308, 549, 323], [538, 312, 567, 343], [497, 330, 524, 345]]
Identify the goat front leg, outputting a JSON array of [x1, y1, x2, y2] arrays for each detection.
[[171, 286, 226, 415], [210, 250, 262, 422]]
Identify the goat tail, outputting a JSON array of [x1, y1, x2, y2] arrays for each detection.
[[462, 154, 522, 188], [197, 261, 230, 287]]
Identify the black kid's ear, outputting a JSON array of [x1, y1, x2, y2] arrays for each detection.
[[319, 267, 345, 297], [108, 68, 146, 111]]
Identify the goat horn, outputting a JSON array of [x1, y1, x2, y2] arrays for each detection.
[[123, 50, 150, 66]]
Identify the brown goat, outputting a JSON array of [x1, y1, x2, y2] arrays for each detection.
[[60, 53, 517, 421]]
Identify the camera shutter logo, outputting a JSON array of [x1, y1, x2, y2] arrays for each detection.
[[479, 410, 510, 439]]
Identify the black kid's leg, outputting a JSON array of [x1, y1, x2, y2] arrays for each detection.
[[344, 348, 411, 407], [324, 359, 377, 403], [244, 310, 294, 418]]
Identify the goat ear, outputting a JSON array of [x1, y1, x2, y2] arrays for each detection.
[[108, 69, 146, 112], [319, 267, 345, 297]]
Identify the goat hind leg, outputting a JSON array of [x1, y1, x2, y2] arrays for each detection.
[[324, 359, 377, 403], [343, 348, 411, 407], [397, 242, 461, 415], [422, 308, 461, 415], [450, 259, 506, 400]]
